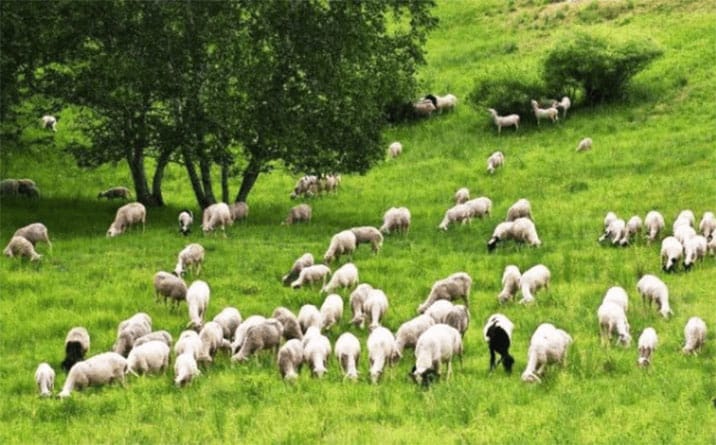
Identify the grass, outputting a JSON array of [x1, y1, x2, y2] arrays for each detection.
[[1, 0, 716, 443]]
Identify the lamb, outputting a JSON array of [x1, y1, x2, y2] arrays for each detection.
[[425, 93, 457, 112], [35, 363, 55, 397], [644, 210, 665, 243], [277, 339, 304, 381], [59, 352, 128, 398], [395, 314, 435, 357], [290, 264, 331, 289], [388, 141, 403, 158], [350, 226, 383, 254], [41, 114, 57, 131], [3, 236, 41, 261], [133, 330, 173, 348], [61, 327, 90, 372], [602, 286, 629, 312], [211, 307, 242, 340], [487, 108, 520, 135], [363, 288, 389, 330], [576, 137, 592, 152], [174, 352, 201, 387], [486, 151, 505, 174], [97, 186, 131, 200], [599, 218, 626, 246], [521, 323, 572, 383], [271, 307, 303, 341], [438, 203, 472, 231], [113, 313, 152, 357], [106, 202, 146, 237], [153, 271, 188, 307], [553, 96, 571, 119], [483, 313, 515, 373], [319, 294, 344, 331], [349, 283, 374, 328], [323, 230, 357, 263], [531, 99, 559, 125], [127, 340, 170, 375], [198, 321, 230, 363], [597, 301, 632, 346], [321, 262, 358, 295], [174, 330, 204, 359], [282, 252, 314, 285], [699, 211, 715, 239], [367, 326, 399, 383], [444, 304, 470, 335], [660, 236, 683, 272], [417, 272, 472, 313], [424, 300, 456, 324], [284, 204, 312, 225], [229, 201, 249, 222], [334, 333, 361, 381], [303, 329, 331, 377], [518, 264, 551, 304], [186, 280, 210, 330], [454, 187, 470, 204], [682, 316, 707, 355], [202, 202, 233, 236], [413, 98, 437, 117], [506, 198, 533, 221], [487, 217, 541, 251], [232, 319, 283, 362], [177, 209, 194, 235], [174, 243, 205, 277], [379, 207, 411, 234], [497, 265, 521, 304], [13, 223, 52, 251], [637, 327, 658, 367], [231, 315, 266, 353], [683, 235, 708, 270], [298, 304, 322, 334], [464, 197, 492, 219], [411, 324, 463, 385]]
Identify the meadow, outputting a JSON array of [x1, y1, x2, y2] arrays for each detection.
[[1, 0, 715, 443]]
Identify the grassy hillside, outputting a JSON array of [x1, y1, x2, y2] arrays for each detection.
[[1, 1, 715, 443]]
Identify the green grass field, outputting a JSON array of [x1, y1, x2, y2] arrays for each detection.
[[1, 1, 715, 443]]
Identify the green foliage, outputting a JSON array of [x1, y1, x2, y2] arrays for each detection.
[[467, 66, 547, 123]]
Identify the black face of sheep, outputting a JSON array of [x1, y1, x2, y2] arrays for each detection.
[[410, 366, 439, 388], [61, 342, 87, 372], [487, 237, 499, 252]]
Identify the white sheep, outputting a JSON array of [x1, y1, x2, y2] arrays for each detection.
[[518, 264, 550, 304], [487, 217, 541, 251], [363, 288, 389, 330], [380, 207, 411, 234], [624, 216, 643, 244], [178, 209, 194, 236], [282, 252, 315, 285], [334, 333, 361, 381], [413, 99, 437, 117], [153, 271, 187, 307], [487, 108, 519, 135], [290, 175, 319, 199], [426, 93, 457, 112], [323, 230, 357, 263], [438, 203, 472, 231], [424, 300, 456, 324], [271, 307, 303, 341], [35, 363, 55, 397], [699, 211, 715, 239], [660, 236, 683, 272], [674, 224, 696, 245], [13, 222, 52, 251], [133, 330, 173, 349], [553, 96, 571, 119], [683, 235, 708, 270], [232, 319, 283, 362], [412, 324, 463, 385], [497, 265, 521, 304], [350, 226, 384, 254], [599, 218, 626, 245], [98, 186, 131, 200], [174, 330, 203, 359], [277, 339, 304, 381], [175, 243, 205, 277], [349, 283, 374, 328], [321, 174, 341, 193], [127, 340, 170, 375], [174, 351, 200, 387], [531, 99, 559, 125], [61, 326, 90, 372], [636, 275, 672, 319], [637, 327, 658, 367], [644, 210, 665, 243], [506, 198, 533, 221], [417, 272, 472, 313], [321, 262, 358, 295], [212, 307, 242, 340], [673, 210, 695, 231], [198, 321, 230, 364], [229, 201, 249, 222], [576, 137, 592, 152], [113, 312, 152, 357], [303, 329, 331, 377], [445, 304, 470, 335], [320, 294, 344, 331], [298, 304, 322, 334], [602, 286, 629, 312], [464, 197, 492, 219], [597, 301, 632, 346], [291, 264, 332, 289], [284, 204, 312, 225], [41, 114, 58, 131], [486, 151, 505, 174], [107, 202, 146, 237], [186, 280, 210, 330], [201, 202, 232, 236], [395, 314, 435, 357], [521, 323, 572, 383], [454, 187, 470, 204], [388, 141, 403, 158], [59, 352, 128, 398], [603, 211, 617, 229], [682, 316, 707, 355], [367, 326, 399, 383], [231, 315, 267, 353], [3, 236, 41, 261]]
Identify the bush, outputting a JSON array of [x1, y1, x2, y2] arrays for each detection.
[[543, 32, 662, 104], [467, 66, 548, 124]]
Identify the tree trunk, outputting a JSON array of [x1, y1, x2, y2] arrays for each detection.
[[127, 147, 153, 206], [182, 147, 210, 209], [199, 154, 216, 204], [221, 160, 230, 204], [235, 157, 261, 203], [150, 149, 172, 207]]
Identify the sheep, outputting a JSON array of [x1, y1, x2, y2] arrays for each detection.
[[411, 324, 463, 385], [644, 210, 665, 243], [174, 243, 205, 277], [521, 323, 572, 383], [597, 301, 632, 346], [531, 99, 559, 125], [231, 315, 266, 353], [127, 341, 170, 376], [599, 218, 626, 245], [674, 224, 696, 245], [303, 329, 331, 377], [277, 339, 304, 381], [13, 223, 52, 251], [487, 108, 520, 135], [202, 202, 232, 236], [321, 174, 341, 193], [388, 141, 403, 158], [232, 319, 283, 362], [229, 201, 249, 222], [321, 263, 358, 295], [367, 326, 399, 383], [350, 226, 384, 254], [61, 327, 90, 372], [323, 230, 357, 264], [133, 330, 173, 348], [498, 265, 521, 304], [636, 275, 672, 319], [553, 96, 571, 119], [438, 203, 472, 231], [16, 178, 39, 198], [41, 114, 57, 131], [464, 197, 492, 219], [349, 283, 374, 327], [282, 252, 314, 285], [576, 137, 592, 152], [699, 211, 715, 240], [683, 235, 708, 270], [379, 207, 411, 234], [486, 151, 505, 174], [660, 236, 683, 272], [395, 314, 435, 357], [178, 209, 194, 235], [413, 98, 437, 117], [186, 280, 210, 330], [709, 235, 716, 256], [424, 300, 456, 324], [483, 313, 515, 373], [271, 307, 303, 341], [98, 186, 131, 200], [518, 264, 551, 304], [637, 327, 658, 367], [290, 264, 331, 289], [603, 211, 617, 229], [211, 307, 242, 340], [445, 304, 470, 335], [364, 288, 389, 330], [59, 352, 128, 398], [682, 316, 707, 355], [320, 294, 344, 331], [506, 198, 533, 221], [334, 333, 361, 381], [602, 286, 629, 312], [619, 215, 643, 245], [174, 330, 204, 359], [425, 93, 457, 112], [174, 352, 201, 387], [298, 304, 322, 334], [284, 204, 312, 225], [3, 236, 41, 261], [673, 210, 695, 231], [153, 271, 187, 307], [487, 217, 541, 251], [35, 363, 55, 397], [0, 179, 19, 196], [106, 202, 146, 237], [113, 312, 152, 357], [417, 272, 472, 313], [290, 175, 319, 199], [454, 187, 470, 204]]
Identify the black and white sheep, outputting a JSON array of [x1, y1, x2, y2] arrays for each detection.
[[107, 202, 146, 237], [59, 352, 128, 398], [153, 271, 188, 307], [175, 243, 205, 277], [395, 314, 435, 358], [487, 218, 541, 251], [425, 93, 457, 112], [290, 264, 331, 289], [41, 114, 57, 131], [127, 340, 170, 375], [637, 327, 658, 367], [518, 264, 551, 304], [636, 274, 672, 318], [323, 230, 357, 264], [367, 326, 399, 383], [284, 204, 312, 225], [13, 222, 52, 251], [334, 333, 361, 381], [350, 226, 384, 254], [661, 236, 684, 272], [411, 324, 463, 385], [282, 252, 314, 285], [201, 202, 232, 236], [486, 151, 505, 174], [497, 265, 521, 304], [178, 209, 194, 236], [487, 108, 519, 135], [319, 294, 344, 331], [62, 327, 90, 372], [113, 313, 152, 357], [483, 313, 514, 373], [277, 339, 304, 381], [521, 323, 572, 383], [232, 319, 283, 362], [321, 262, 358, 294], [417, 272, 472, 313], [380, 207, 411, 234], [682, 316, 707, 355], [3, 236, 41, 261], [186, 280, 210, 330], [98, 186, 131, 200], [35, 363, 55, 397]]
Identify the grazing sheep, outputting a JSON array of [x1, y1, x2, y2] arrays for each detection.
[[232, 319, 283, 362], [576, 137, 592, 152], [661, 236, 683, 273], [178, 209, 194, 236], [682, 316, 707, 355], [636, 275, 673, 319], [153, 271, 188, 307], [483, 313, 515, 373], [290, 175, 319, 199], [321, 263, 357, 295], [486, 151, 505, 174], [229, 201, 249, 222], [644, 210, 665, 243], [271, 307, 303, 341], [113, 313, 152, 357], [413, 98, 437, 117], [518, 264, 550, 304], [127, 341, 170, 375], [106, 202, 146, 237], [487, 217, 541, 251], [133, 330, 173, 349], [320, 294, 344, 331], [186, 280, 210, 330], [425, 93, 457, 112], [445, 305, 470, 335], [282, 252, 314, 285], [364, 288, 389, 330], [41, 114, 57, 131], [683, 235, 708, 270], [350, 226, 384, 254], [395, 314, 435, 357], [438, 203, 472, 231], [334, 333, 361, 381], [59, 352, 128, 398], [498, 265, 521, 304], [417, 272, 472, 313], [521, 323, 572, 383], [231, 315, 267, 353], [35, 363, 55, 397], [61, 327, 90, 372], [531, 99, 559, 125], [506, 199, 533, 222], [699, 211, 715, 240], [454, 187, 470, 204], [380, 207, 411, 234], [13, 223, 52, 251], [174, 352, 201, 387], [637, 327, 658, 367], [487, 108, 520, 135], [201, 202, 232, 236], [599, 218, 626, 245], [174, 330, 203, 359], [212, 308, 242, 340], [424, 300, 456, 325], [622, 216, 643, 245], [16, 178, 39, 198], [175, 243, 205, 277], [321, 174, 341, 193], [303, 329, 331, 377], [602, 286, 629, 312], [277, 339, 304, 381], [464, 197, 492, 219], [298, 304, 322, 334], [388, 141, 403, 158], [284, 204, 312, 225], [290, 264, 331, 289], [367, 327, 399, 383], [0, 179, 19, 196], [674, 224, 696, 245], [411, 324, 463, 385], [603, 211, 617, 229], [323, 230, 357, 264], [3, 236, 41, 261], [553, 96, 571, 119], [98, 186, 131, 200], [597, 301, 632, 346], [349, 283, 374, 328], [673, 210, 695, 231]]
